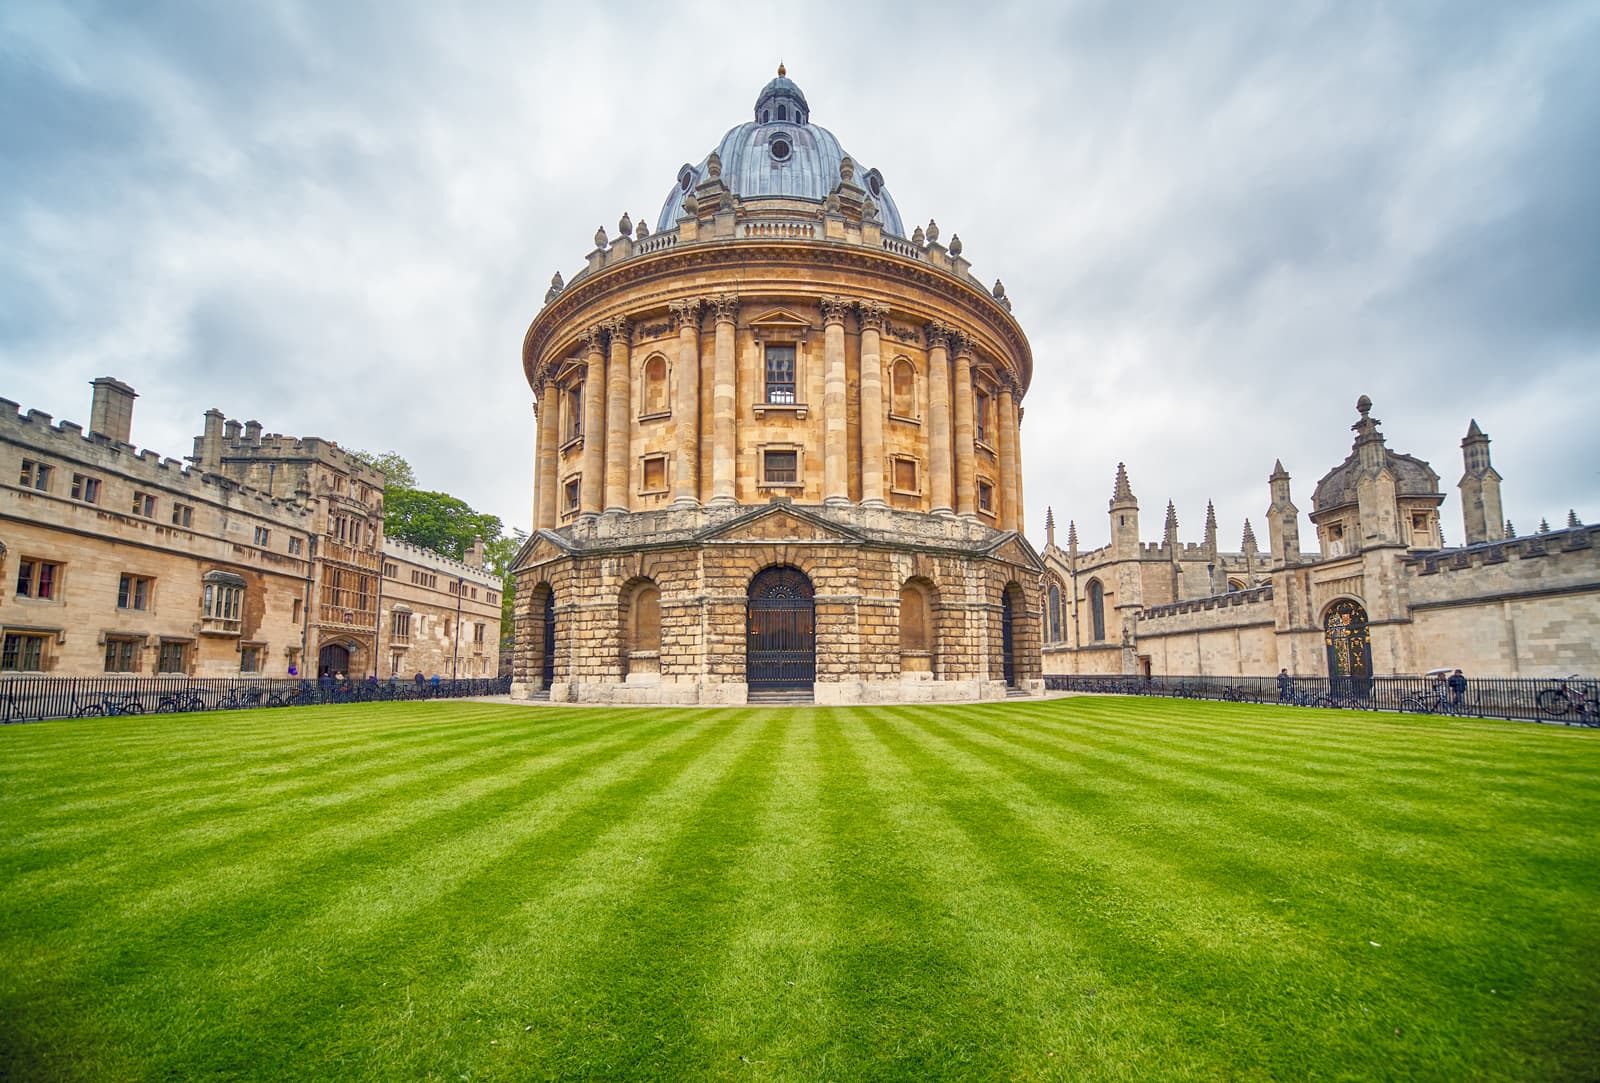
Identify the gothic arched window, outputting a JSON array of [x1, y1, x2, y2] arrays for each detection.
[[1087, 578, 1106, 642]]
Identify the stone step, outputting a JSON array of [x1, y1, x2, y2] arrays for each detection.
[[747, 689, 816, 705]]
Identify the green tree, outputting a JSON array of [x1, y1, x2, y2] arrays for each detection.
[[349, 449, 417, 489], [383, 488, 503, 562]]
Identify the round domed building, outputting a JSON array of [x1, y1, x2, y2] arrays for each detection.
[[512, 69, 1045, 704]]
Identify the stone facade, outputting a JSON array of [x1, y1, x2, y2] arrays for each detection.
[[0, 380, 501, 679], [1040, 398, 1600, 679], [512, 71, 1044, 704]]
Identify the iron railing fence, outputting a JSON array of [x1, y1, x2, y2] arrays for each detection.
[[0, 674, 512, 724], [1043, 672, 1600, 726]]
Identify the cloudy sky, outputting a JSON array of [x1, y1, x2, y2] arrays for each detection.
[[4, 1, 1597, 552]]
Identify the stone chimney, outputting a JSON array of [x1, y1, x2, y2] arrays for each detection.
[[466, 537, 486, 568], [89, 377, 137, 443], [242, 420, 263, 445], [192, 409, 225, 471]]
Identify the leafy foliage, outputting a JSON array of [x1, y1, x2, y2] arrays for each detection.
[[349, 449, 417, 489], [383, 487, 503, 563]]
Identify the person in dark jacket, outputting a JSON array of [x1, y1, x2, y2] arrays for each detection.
[[1277, 669, 1293, 702], [1447, 668, 1468, 709]]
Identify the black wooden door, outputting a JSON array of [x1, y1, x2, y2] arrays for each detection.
[[747, 566, 815, 691], [541, 592, 557, 689], [1001, 591, 1016, 686]]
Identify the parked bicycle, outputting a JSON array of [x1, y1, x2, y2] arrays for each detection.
[[74, 692, 145, 717], [1402, 687, 1454, 715], [157, 690, 207, 713], [216, 688, 266, 710], [1221, 684, 1261, 704], [1537, 676, 1600, 726]]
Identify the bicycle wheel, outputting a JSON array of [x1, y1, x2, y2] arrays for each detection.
[[1536, 689, 1572, 716]]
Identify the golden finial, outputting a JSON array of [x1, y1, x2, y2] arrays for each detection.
[[777, 62, 786, 77]]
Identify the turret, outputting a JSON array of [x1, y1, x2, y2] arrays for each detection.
[[1109, 463, 1140, 559], [1267, 459, 1301, 568], [1351, 395, 1401, 547], [1458, 419, 1504, 545], [1241, 519, 1259, 586]]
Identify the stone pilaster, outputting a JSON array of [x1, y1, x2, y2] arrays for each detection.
[[997, 377, 1019, 532], [536, 374, 560, 529], [952, 337, 977, 517], [709, 294, 739, 505], [603, 316, 632, 513], [821, 296, 851, 505], [857, 302, 888, 506], [925, 321, 954, 516], [670, 299, 702, 507], [580, 328, 607, 517]]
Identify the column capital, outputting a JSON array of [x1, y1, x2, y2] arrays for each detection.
[[709, 293, 740, 324], [951, 332, 976, 361], [819, 295, 852, 327], [924, 320, 955, 351], [667, 298, 703, 330], [580, 325, 607, 355], [856, 300, 890, 333], [601, 315, 632, 342]]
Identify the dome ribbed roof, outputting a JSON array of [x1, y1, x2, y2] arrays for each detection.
[[655, 69, 906, 237], [1312, 451, 1442, 513]]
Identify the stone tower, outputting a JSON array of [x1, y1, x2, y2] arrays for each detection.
[[1267, 459, 1301, 568], [1458, 419, 1504, 545], [1109, 463, 1140, 560]]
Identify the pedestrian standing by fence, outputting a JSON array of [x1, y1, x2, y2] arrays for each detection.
[[1448, 668, 1468, 709], [1278, 669, 1292, 702]]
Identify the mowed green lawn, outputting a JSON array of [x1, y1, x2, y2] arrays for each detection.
[[2, 699, 1598, 1082]]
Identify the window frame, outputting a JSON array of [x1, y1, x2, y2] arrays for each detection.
[[16, 558, 62, 601], [976, 478, 996, 517], [70, 473, 102, 503], [889, 454, 921, 497], [758, 444, 804, 489], [103, 635, 142, 674], [888, 357, 920, 423], [2, 631, 49, 672], [131, 491, 156, 518], [156, 639, 190, 675], [639, 453, 669, 495], [18, 459, 52, 491], [637, 353, 671, 421], [171, 502, 194, 527], [117, 573, 153, 611]]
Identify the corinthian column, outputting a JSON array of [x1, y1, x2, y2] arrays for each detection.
[[581, 328, 606, 517], [997, 377, 1020, 532], [536, 374, 560, 529], [821, 296, 851, 505], [603, 316, 632, 513], [857, 302, 888, 507], [669, 299, 702, 507], [709, 294, 739, 505], [951, 337, 977, 517], [925, 322, 954, 515]]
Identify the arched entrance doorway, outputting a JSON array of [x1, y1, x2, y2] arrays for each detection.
[[1324, 599, 1373, 698], [318, 642, 350, 679], [541, 590, 557, 691], [746, 566, 815, 694], [1001, 586, 1017, 687]]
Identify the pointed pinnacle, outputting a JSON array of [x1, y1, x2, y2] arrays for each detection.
[[1242, 519, 1258, 550], [1067, 519, 1079, 547], [1112, 462, 1134, 501], [1204, 500, 1217, 530]]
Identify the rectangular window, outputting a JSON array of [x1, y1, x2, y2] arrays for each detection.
[[240, 645, 262, 673], [171, 502, 193, 527], [564, 477, 581, 512], [131, 491, 155, 517], [470, 587, 478, 600], [565, 384, 583, 441], [763, 449, 798, 485], [764, 345, 797, 404], [382, 562, 397, 578], [2, 632, 47, 671], [487, 590, 499, 605], [449, 581, 459, 596], [16, 559, 61, 600], [392, 610, 411, 638], [975, 391, 990, 444], [19, 459, 52, 491], [117, 574, 152, 611], [292, 598, 303, 623], [71, 473, 102, 503], [288, 536, 304, 555], [977, 479, 995, 514], [157, 640, 188, 674], [254, 526, 270, 546], [203, 583, 243, 622], [641, 455, 667, 493], [104, 637, 140, 673], [892, 457, 919, 494], [474, 622, 486, 645]]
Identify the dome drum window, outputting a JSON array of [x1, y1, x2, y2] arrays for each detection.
[[769, 135, 792, 163]]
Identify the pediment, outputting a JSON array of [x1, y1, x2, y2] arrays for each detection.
[[987, 531, 1045, 572], [748, 307, 814, 338], [701, 504, 864, 545], [510, 530, 570, 572]]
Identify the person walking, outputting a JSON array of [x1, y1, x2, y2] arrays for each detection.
[[1447, 668, 1468, 710], [1277, 668, 1293, 703]]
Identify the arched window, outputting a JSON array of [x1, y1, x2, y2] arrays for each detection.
[[899, 578, 935, 674], [777, 105, 787, 121], [891, 358, 916, 417], [1087, 578, 1106, 642], [623, 579, 661, 677], [1047, 583, 1062, 643], [641, 355, 668, 417], [1227, 579, 1246, 593]]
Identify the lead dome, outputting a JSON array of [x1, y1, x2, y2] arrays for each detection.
[[655, 67, 906, 237]]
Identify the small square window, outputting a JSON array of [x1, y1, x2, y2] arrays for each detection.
[[157, 640, 189, 674], [71, 474, 102, 503], [104, 637, 141, 673], [171, 503, 193, 527], [131, 491, 155, 517], [254, 526, 271, 546], [2, 632, 49, 672], [1412, 513, 1428, 530], [16, 559, 61, 600], [240, 645, 263, 673], [892, 458, 919, 494], [19, 460, 52, 491], [763, 449, 798, 485], [289, 537, 304, 556], [117, 574, 152, 611], [977, 479, 995, 514], [564, 477, 581, 512]]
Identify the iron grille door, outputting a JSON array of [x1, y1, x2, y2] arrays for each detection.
[[541, 593, 557, 688], [747, 566, 816, 690], [1001, 591, 1016, 686]]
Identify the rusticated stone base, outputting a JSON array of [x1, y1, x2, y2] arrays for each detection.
[[510, 502, 1045, 706]]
